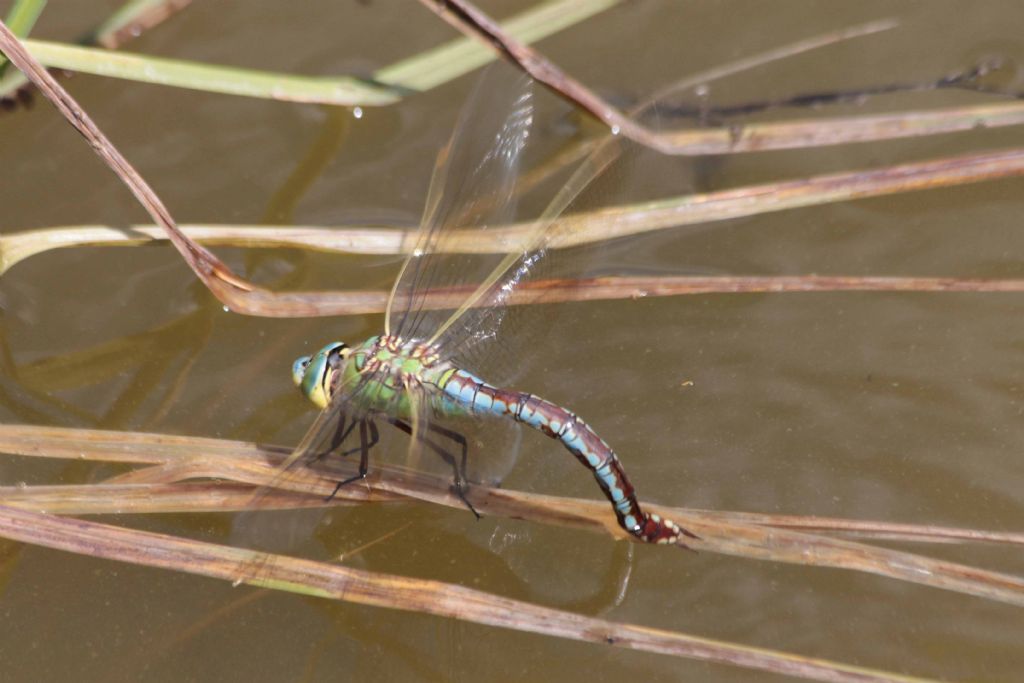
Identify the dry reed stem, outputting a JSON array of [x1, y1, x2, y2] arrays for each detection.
[[0, 504, 938, 683], [0, 425, 1021, 608]]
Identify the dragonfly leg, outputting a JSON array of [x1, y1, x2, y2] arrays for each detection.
[[422, 422, 470, 491], [314, 410, 354, 462], [388, 418, 480, 520], [339, 415, 380, 457], [326, 418, 374, 501], [422, 422, 476, 518]]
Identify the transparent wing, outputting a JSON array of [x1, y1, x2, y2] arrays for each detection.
[[427, 133, 622, 369], [385, 65, 539, 345], [383, 64, 629, 375]]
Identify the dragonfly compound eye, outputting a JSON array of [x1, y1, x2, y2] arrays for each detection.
[[293, 342, 347, 408], [291, 355, 312, 387]]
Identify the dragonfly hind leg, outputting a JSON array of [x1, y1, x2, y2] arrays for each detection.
[[387, 418, 479, 520]]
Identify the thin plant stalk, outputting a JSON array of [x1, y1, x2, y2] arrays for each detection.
[[0, 504, 939, 683], [0, 425, 1021, 608]]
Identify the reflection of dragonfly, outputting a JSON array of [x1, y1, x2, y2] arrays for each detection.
[[288, 70, 696, 547]]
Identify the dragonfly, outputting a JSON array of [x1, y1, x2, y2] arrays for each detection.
[[287, 69, 696, 548]]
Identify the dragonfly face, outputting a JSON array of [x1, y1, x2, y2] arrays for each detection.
[[292, 341, 348, 409]]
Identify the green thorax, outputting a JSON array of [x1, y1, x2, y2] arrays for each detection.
[[339, 335, 464, 419]]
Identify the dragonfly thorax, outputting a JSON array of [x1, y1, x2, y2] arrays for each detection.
[[355, 335, 444, 376], [293, 335, 457, 418]]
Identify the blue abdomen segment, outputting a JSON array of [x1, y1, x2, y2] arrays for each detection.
[[440, 369, 690, 545]]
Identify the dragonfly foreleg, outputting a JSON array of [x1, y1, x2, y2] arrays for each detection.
[[326, 418, 375, 500], [387, 418, 479, 520], [314, 410, 354, 462]]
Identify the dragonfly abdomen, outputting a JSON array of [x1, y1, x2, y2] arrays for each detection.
[[440, 368, 690, 545]]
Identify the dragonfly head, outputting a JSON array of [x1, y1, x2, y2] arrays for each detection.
[[292, 342, 350, 409]]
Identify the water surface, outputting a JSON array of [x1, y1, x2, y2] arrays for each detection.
[[0, 1, 1022, 681]]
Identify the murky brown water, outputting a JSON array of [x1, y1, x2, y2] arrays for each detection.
[[1, 1, 1023, 681]]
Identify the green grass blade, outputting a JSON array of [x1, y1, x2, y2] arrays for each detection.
[[19, 37, 399, 105], [0, 0, 192, 98], [0, 0, 46, 73], [375, 0, 621, 92], [9, 0, 619, 105], [3, 0, 45, 37]]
